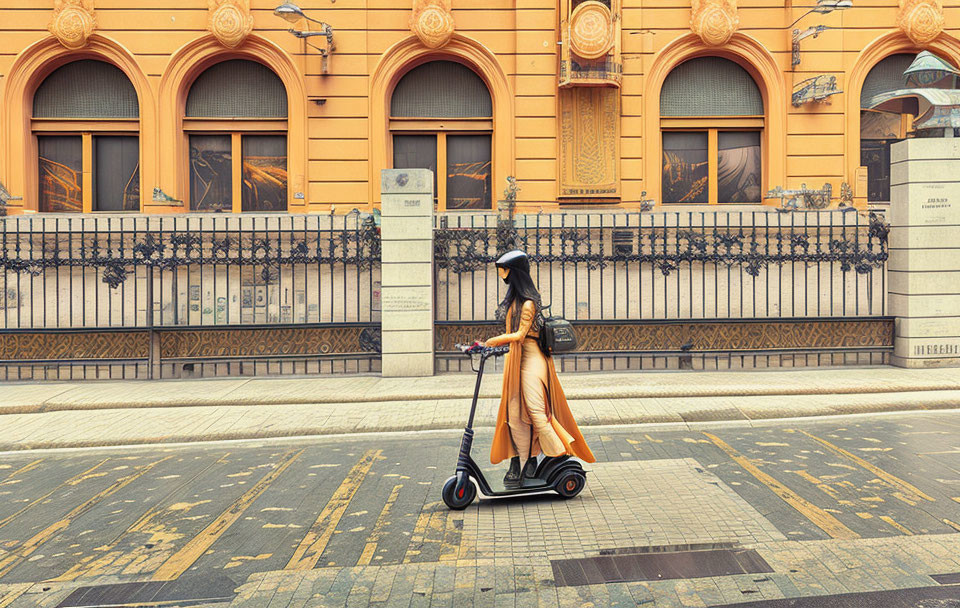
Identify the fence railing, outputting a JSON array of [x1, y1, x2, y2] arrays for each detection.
[[0, 213, 381, 380], [434, 209, 891, 372]]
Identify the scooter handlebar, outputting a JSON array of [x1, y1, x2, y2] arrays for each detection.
[[455, 342, 510, 357]]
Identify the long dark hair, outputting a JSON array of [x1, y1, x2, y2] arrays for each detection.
[[495, 252, 544, 331]]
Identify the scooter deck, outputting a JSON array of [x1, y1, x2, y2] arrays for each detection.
[[482, 477, 554, 496]]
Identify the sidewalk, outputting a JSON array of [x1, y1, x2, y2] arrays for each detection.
[[2, 366, 960, 451]]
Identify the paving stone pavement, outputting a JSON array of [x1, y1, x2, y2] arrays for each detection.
[[4, 366, 960, 450]]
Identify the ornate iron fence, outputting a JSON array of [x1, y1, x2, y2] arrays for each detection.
[[434, 209, 891, 372], [0, 212, 381, 380]]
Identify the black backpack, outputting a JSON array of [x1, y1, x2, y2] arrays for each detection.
[[538, 306, 578, 354]]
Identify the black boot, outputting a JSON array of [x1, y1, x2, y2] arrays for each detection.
[[503, 457, 521, 485], [521, 457, 539, 481]]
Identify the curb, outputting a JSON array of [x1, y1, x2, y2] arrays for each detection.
[[2, 391, 958, 452]]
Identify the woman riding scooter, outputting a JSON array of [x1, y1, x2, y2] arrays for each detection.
[[483, 250, 595, 485]]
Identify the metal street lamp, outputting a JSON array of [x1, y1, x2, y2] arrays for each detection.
[[789, 0, 852, 27], [275, 3, 336, 72]]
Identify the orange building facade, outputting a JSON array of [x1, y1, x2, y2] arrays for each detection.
[[1, 0, 959, 216]]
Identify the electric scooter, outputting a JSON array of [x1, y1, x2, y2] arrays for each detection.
[[441, 343, 588, 510]]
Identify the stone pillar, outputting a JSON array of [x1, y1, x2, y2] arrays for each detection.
[[890, 138, 960, 367], [379, 169, 435, 376]]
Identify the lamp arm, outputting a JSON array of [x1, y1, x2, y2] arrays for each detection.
[[788, 8, 816, 28]]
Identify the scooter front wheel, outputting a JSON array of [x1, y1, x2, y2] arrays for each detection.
[[554, 470, 586, 499], [442, 475, 477, 510]]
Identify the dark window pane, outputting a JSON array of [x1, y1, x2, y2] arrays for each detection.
[[391, 61, 492, 118], [186, 60, 287, 118], [34, 60, 138, 118], [393, 134, 438, 205], [94, 136, 140, 211], [661, 57, 763, 117], [189, 135, 232, 212], [242, 135, 287, 212], [662, 132, 707, 203], [717, 131, 761, 203], [38, 136, 83, 213], [447, 134, 491, 210], [861, 139, 894, 202]]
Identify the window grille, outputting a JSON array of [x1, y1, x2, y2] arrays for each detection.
[[391, 61, 492, 118], [860, 54, 914, 107], [33, 60, 139, 119], [186, 59, 288, 118], [660, 57, 763, 117]]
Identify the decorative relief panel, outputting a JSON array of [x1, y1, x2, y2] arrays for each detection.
[[559, 87, 620, 197], [0, 331, 149, 361], [435, 319, 894, 353], [49, 0, 96, 50], [560, 0, 621, 87], [410, 0, 455, 49], [898, 0, 944, 46], [690, 0, 739, 47], [159, 325, 381, 359], [208, 0, 254, 49], [570, 1, 616, 59]]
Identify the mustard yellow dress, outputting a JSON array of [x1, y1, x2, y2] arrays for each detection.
[[488, 300, 595, 465]]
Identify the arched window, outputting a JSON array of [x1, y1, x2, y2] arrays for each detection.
[[860, 54, 914, 203], [660, 57, 763, 204], [390, 61, 493, 210], [33, 60, 140, 212], [185, 59, 288, 212]]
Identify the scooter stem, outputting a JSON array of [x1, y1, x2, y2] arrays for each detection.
[[466, 352, 486, 430]]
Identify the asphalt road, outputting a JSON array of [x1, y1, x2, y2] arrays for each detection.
[[4, 411, 960, 606]]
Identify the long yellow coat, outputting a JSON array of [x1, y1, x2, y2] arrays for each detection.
[[489, 306, 596, 464]]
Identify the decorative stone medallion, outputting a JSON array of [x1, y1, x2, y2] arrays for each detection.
[[410, 0, 455, 49], [898, 0, 944, 46], [49, 0, 96, 50], [569, 1, 615, 59], [690, 0, 739, 47], [208, 0, 254, 49]]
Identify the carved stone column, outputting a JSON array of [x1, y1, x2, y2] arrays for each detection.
[[208, 0, 254, 49], [49, 0, 96, 50]]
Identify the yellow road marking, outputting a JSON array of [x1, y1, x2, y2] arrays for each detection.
[[703, 432, 859, 540], [796, 430, 935, 502], [438, 512, 461, 562], [357, 484, 402, 566], [0, 584, 30, 608], [943, 518, 960, 532], [1, 459, 43, 484], [0, 457, 170, 580], [151, 449, 303, 581], [879, 515, 914, 535], [51, 453, 232, 582], [0, 459, 109, 531], [856, 512, 873, 519], [286, 449, 381, 571]]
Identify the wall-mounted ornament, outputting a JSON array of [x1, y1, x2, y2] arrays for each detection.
[[792, 74, 841, 106], [898, 0, 943, 46], [410, 0, 455, 49], [208, 0, 254, 49], [570, 1, 616, 59], [49, 0, 96, 50], [766, 183, 833, 210], [690, 0, 739, 47]]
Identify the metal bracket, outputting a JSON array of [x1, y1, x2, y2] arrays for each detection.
[[766, 182, 833, 211], [792, 74, 842, 107], [792, 25, 835, 67]]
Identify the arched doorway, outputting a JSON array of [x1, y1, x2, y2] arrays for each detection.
[[32, 59, 140, 212], [389, 60, 493, 210], [184, 59, 288, 212], [659, 57, 764, 204], [859, 53, 915, 203]]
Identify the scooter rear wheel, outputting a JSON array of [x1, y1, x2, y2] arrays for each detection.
[[554, 470, 586, 499], [442, 476, 477, 510]]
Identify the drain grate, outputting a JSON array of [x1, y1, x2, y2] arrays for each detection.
[[56, 574, 236, 608], [933, 573, 960, 586], [551, 546, 773, 587]]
